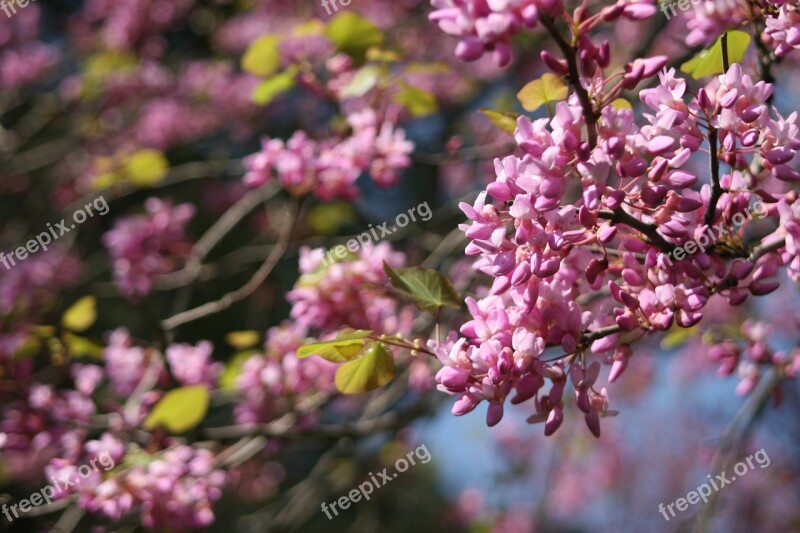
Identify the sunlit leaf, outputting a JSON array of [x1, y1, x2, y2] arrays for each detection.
[[334, 342, 395, 393], [325, 12, 384, 61], [62, 296, 97, 332], [252, 67, 297, 105], [660, 326, 698, 350], [241, 35, 282, 77], [680, 30, 751, 79], [341, 65, 381, 98], [64, 333, 104, 359], [395, 81, 438, 117], [125, 150, 169, 187], [383, 262, 460, 313], [308, 202, 356, 235], [143, 386, 209, 433], [297, 330, 373, 362], [225, 331, 261, 350], [516, 73, 568, 112], [479, 108, 519, 136], [219, 351, 256, 391], [610, 98, 632, 110]]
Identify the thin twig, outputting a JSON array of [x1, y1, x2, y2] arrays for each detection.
[[161, 199, 299, 330]]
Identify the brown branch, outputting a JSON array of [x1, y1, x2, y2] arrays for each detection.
[[161, 199, 299, 330]]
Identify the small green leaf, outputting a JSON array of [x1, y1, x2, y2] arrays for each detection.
[[680, 30, 751, 79], [335, 342, 395, 393], [143, 386, 209, 434], [660, 326, 698, 350], [610, 98, 632, 110], [297, 330, 373, 362], [125, 149, 169, 187], [479, 108, 519, 136], [225, 331, 261, 350], [252, 68, 297, 105], [395, 81, 438, 117], [64, 333, 104, 359], [241, 35, 282, 77], [516, 73, 568, 112], [325, 12, 384, 61], [219, 351, 256, 391], [366, 47, 401, 62], [308, 202, 356, 235], [62, 296, 97, 332], [383, 262, 460, 313], [341, 65, 381, 98]]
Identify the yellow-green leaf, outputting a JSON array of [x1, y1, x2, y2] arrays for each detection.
[[611, 98, 632, 110], [252, 67, 297, 105], [62, 296, 97, 332], [516, 73, 568, 112], [366, 47, 401, 62], [660, 326, 698, 350], [241, 35, 282, 77], [334, 342, 395, 393], [680, 30, 751, 79], [297, 330, 372, 362], [479, 108, 519, 136], [341, 65, 381, 98], [219, 351, 256, 391], [383, 262, 460, 313], [125, 150, 169, 187], [395, 81, 438, 117], [225, 331, 261, 350], [64, 333, 104, 359], [325, 12, 384, 61], [308, 202, 356, 235], [143, 386, 209, 433]]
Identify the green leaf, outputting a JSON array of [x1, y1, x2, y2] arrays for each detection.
[[660, 326, 698, 350], [325, 12, 384, 61], [252, 67, 297, 105], [219, 351, 256, 391], [62, 296, 97, 332], [143, 386, 209, 434], [479, 108, 519, 136], [297, 330, 373, 362], [125, 149, 169, 187], [610, 98, 632, 110], [308, 202, 356, 235], [516, 73, 568, 112], [395, 81, 438, 117], [341, 65, 381, 98], [225, 331, 261, 350], [64, 333, 104, 359], [383, 262, 460, 313], [680, 30, 751, 79], [241, 35, 282, 77], [334, 342, 395, 393]]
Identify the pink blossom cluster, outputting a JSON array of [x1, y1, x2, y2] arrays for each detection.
[[287, 243, 415, 334], [0, 5, 57, 89], [234, 322, 338, 425], [430, 1, 800, 436], [103, 198, 195, 300], [243, 109, 413, 201], [73, 0, 197, 57], [764, 1, 800, 56], [429, 0, 657, 66], [46, 434, 225, 529]]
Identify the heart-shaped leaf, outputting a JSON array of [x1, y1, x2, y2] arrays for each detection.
[[383, 262, 460, 313], [335, 342, 395, 393]]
